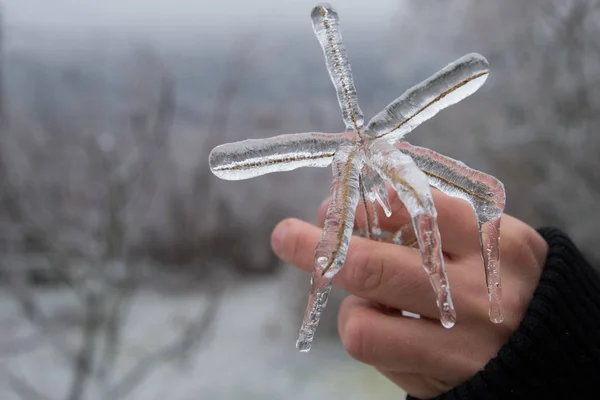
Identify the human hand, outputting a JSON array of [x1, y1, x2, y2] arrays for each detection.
[[271, 189, 548, 399]]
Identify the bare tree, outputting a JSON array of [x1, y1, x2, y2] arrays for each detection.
[[0, 43, 224, 400], [143, 34, 288, 278]]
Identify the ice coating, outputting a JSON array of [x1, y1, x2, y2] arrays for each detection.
[[311, 4, 364, 133], [209, 132, 350, 180], [296, 280, 333, 352], [480, 218, 503, 323], [315, 143, 363, 278], [361, 164, 392, 217], [366, 141, 432, 213], [366, 140, 456, 327], [392, 223, 419, 248], [396, 142, 505, 223], [412, 213, 455, 328], [396, 142, 505, 322], [207, 3, 503, 352], [358, 174, 381, 239], [365, 54, 489, 141], [297, 143, 362, 351]]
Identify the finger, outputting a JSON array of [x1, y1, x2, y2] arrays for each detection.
[[375, 369, 451, 399], [271, 218, 441, 319], [317, 197, 330, 228], [320, 187, 482, 257], [338, 296, 480, 377], [368, 187, 482, 257]]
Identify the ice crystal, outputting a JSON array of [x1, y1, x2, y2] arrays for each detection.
[[209, 3, 505, 352]]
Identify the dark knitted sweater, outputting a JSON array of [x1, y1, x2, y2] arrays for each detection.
[[407, 228, 600, 400]]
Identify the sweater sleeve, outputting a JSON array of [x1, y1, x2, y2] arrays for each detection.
[[407, 228, 600, 400]]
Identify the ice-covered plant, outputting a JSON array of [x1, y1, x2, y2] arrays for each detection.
[[209, 3, 505, 352]]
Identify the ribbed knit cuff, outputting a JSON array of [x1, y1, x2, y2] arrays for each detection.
[[408, 228, 600, 400]]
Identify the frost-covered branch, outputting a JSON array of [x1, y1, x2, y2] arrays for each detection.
[[209, 132, 351, 180], [365, 54, 489, 141]]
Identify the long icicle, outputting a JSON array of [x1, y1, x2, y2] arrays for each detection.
[[365, 54, 489, 142], [396, 141, 505, 323], [209, 132, 352, 180], [297, 143, 363, 351], [366, 140, 456, 328], [311, 4, 364, 133]]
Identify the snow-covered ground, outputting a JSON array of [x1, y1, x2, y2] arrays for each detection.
[[0, 275, 404, 400]]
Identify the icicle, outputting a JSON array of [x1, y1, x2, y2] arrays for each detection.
[[297, 143, 363, 351], [209, 132, 351, 180], [311, 4, 364, 133], [362, 164, 392, 217], [359, 174, 381, 240], [397, 142, 505, 323], [366, 140, 456, 328], [365, 54, 489, 142], [480, 218, 503, 323], [392, 223, 419, 249]]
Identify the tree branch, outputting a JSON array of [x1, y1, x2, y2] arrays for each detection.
[[108, 282, 223, 399]]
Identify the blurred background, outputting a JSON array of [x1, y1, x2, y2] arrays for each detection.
[[0, 0, 598, 399]]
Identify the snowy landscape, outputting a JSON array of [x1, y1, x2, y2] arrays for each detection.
[[1, 277, 403, 400], [0, 0, 598, 399]]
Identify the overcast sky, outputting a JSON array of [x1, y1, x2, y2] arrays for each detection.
[[5, 0, 399, 33]]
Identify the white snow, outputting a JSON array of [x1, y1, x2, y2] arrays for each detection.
[[0, 276, 404, 399]]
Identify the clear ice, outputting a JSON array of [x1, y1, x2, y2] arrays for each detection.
[[209, 132, 352, 180], [365, 140, 456, 327], [396, 142, 505, 322], [207, 3, 506, 351], [362, 164, 392, 218], [392, 223, 419, 248], [297, 143, 362, 351], [365, 54, 490, 142], [311, 4, 364, 133]]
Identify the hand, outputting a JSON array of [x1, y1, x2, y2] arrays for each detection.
[[270, 189, 548, 399]]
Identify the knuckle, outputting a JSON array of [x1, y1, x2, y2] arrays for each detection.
[[282, 232, 310, 269], [506, 221, 545, 268], [398, 265, 428, 294], [500, 289, 519, 314], [286, 231, 302, 264], [283, 223, 311, 266], [340, 311, 369, 362], [511, 229, 534, 260], [346, 245, 385, 294]]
